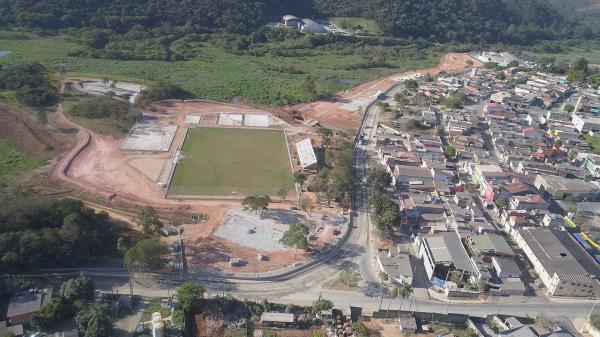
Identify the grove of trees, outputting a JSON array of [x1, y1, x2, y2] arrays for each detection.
[[0, 0, 594, 47], [0, 198, 117, 272]]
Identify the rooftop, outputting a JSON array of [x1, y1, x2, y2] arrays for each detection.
[[296, 138, 317, 168], [470, 234, 514, 256], [518, 228, 600, 278], [422, 231, 476, 274]]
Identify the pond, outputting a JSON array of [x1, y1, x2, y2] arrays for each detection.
[[0, 51, 10, 57]]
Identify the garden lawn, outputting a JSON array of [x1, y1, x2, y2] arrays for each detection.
[[168, 128, 293, 196], [0, 139, 46, 187]]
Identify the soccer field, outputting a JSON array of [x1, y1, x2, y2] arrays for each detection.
[[167, 128, 294, 196]]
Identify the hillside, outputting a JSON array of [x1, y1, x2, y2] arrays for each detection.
[[0, 103, 63, 157], [0, 0, 595, 43]]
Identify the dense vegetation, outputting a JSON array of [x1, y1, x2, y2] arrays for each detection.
[[0, 198, 117, 272], [0, 0, 597, 44], [65, 95, 142, 133], [0, 34, 440, 105], [0, 62, 58, 106]]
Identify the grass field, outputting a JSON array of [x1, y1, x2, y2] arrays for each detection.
[[0, 139, 46, 187], [522, 46, 600, 64], [330, 17, 381, 34], [168, 128, 293, 196], [0, 34, 441, 105]]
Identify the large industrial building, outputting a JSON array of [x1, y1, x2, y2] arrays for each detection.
[[514, 228, 600, 297]]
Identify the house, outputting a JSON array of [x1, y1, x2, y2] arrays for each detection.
[[282, 15, 301, 27], [508, 194, 549, 211], [514, 228, 600, 297], [260, 312, 295, 327], [392, 165, 434, 191], [376, 249, 413, 284], [468, 234, 514, 257], [7, 288, 53, 324], [300, 19, 327, 34], [416, 231, 478, 285], [492, 257, 521, 278], [572, 114, 600, 133], [533, 174, 600, 201], [398, 314, 417, 333]]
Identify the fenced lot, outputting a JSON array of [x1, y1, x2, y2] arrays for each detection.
[[167, 128, 293, 197]]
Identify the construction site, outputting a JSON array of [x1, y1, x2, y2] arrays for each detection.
[[43, 53, 477, 275]]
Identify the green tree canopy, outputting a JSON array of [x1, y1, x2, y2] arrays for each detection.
[[31, 297, 74, 330], [366, 166, 392, 193], [60, 273, 95, 302], [280, 223, 309, 249], [77, 302, 113, 337], [176, 282, 205, 312], [241, 195, 272, 215], [369, 194, 400, 231], [123, 238, 169, 272], [138, 206, 163, 236], [404, 79, 418, 90], [443, 145, 457, 159], [312, 296, 333, 312]]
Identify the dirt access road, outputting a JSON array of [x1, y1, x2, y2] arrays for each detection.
[[294, 53, 482, 130]]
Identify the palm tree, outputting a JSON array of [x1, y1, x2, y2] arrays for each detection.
[[110, 80, 119, 91], [387, 287, 399, 318], [101, 77, 110, 87], [398, 281, 414, 312]]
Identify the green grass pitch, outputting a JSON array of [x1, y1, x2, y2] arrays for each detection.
[[167, 128, 294, 196]]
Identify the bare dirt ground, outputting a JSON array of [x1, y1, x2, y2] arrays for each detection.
[[0, 103, 67, 157], [294, 53, 482, 130]]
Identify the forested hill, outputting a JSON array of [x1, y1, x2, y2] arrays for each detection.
[[0, 0, 597, 43]]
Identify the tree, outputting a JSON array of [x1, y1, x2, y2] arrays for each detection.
[[293, 172, 307, 189], [77, 303, 113, 337], [277, 186, 290, 204], [241, 195, 271, 216], [138, 206, 163, 236], [366, 166, 392, 193], [32, 297, 74, 330], [298, 196, 314, 217], [443, 92, 466, 109], [176, 282, 205, 312], [124, 238, 169, 272], [312, 296, 333, 313], [494, 198, 508, 209], [443, 145, 457, 159], [316, 128, 333, 148], [60, 273, 95, 302], [369, 194, 400, 231], [280, 223, 309, 249], [496, 71, 506, 81], [404, 79, 418, 90], [101, 78, 109, 87], [398, 281, 413, 311], [109, 80, 118, 91], [387, 286, 398, 318]]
